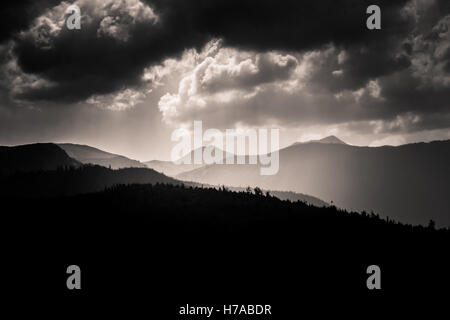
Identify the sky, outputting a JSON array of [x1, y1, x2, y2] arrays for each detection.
[[0, 0, 449, 161]]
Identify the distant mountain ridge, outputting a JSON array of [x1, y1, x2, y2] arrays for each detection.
[[59, 143, 146, 169]]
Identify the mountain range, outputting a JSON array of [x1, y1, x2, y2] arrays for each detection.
[[1, 138, 449, 226], [178, 137, 450, 227], [0, 142, 326, 206]]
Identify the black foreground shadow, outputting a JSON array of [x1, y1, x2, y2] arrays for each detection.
[[2, 168, 449, 317]]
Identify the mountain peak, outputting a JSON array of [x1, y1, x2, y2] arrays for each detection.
[[292, 135, 347, 146], [315, 135, 347, 145]]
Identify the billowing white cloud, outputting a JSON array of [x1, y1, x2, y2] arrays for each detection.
[[157, 42, 386, 129], [22, 0, 158, 46], [158, 42, 301, 126], [95, 0, 158, 41]]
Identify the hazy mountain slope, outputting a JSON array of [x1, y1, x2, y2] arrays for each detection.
[[59, 143, 146, 169], [144, 160, 201, 177], [143, 162, 327, 206], [178, 139, 450, 227], [0, 143, 79, 175], [145, 146, 233, 177]]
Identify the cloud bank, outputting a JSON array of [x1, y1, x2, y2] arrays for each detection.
[[0, 0, 449, 152]]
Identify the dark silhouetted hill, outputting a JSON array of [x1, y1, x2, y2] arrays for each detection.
[[0, 165, 179, 197], [3, 183, 449, 299], [220, 186, 328, 207], [0, 164, 327, 206], [0, 143, 79, 175]]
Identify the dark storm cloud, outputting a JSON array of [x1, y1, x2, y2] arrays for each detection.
[[158, 4, 450, 132], [149, 0, 411, 51], [0, 0, 63, 43], [10, 0, 208, 103], [1, 0, 450, 139], [6, 0, 414, 103], [150, 0, 417, 92], [308, 41, 411, 94], [175, 0, 450, 125]]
